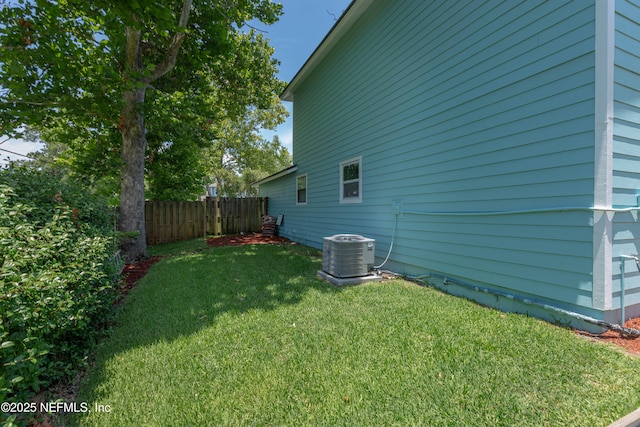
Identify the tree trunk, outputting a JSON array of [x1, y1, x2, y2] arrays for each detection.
[[117, 6, 192, 261], [118, 26, 149, 261], [119, 86, 149, 261]]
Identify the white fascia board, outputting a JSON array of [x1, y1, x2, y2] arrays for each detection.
[[253, 164, 297, 186], [281, 0, 374, 102], [592, 0, 615, 311]]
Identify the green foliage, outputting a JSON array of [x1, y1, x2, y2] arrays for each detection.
[[0, 0, 121, 137], [0, 164, 120, 415], [0, 0, 287, 258], [146, 137, 209, 201], [1, 0, 289, 207], [143, 30, 290, 200], [204, 110, 291, 197], [25, 123, 123, 206]]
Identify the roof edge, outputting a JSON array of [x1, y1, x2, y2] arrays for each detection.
[[253, 164, 298, 186], [281, 0, 373, 102]]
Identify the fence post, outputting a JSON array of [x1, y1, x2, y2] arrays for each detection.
[[202, 198, 206, 239], [215, 197, 221, 236]]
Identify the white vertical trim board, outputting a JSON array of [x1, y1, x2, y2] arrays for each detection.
[[592, 0, 615, 311]]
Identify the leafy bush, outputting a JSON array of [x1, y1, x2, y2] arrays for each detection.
[[0, 164, 121, 410]]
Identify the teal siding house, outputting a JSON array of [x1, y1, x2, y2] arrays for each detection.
[[257, 0, 640, 329]]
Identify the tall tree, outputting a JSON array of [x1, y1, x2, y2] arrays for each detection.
[[143, 34, 290, 201], [205, 108, 290, 197], [0, 0, 284, 260]]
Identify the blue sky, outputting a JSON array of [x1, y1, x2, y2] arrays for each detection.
[[268, 1, 352, 83], [0, 0, 353, 164], [259, 0, 353, 153]]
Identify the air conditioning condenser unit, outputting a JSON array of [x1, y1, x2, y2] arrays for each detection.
[[322, 234, 375, 278]]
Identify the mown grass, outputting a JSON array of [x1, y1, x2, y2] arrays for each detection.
[[68, 240, 640, 426]]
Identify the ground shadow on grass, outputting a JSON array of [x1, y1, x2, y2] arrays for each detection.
[[76, 243, 341, 401], [119, 243, 338, 347]]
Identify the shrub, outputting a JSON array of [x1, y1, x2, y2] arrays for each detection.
[[0, 164, 121, 413]]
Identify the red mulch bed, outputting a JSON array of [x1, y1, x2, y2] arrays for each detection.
[[118, 255, 163, 302], [205, 233, 293, 247], [578, 317, 640, 356], [117, 234, 640, 357]]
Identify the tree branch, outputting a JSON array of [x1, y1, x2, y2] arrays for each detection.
[[1, 100, 62, 107], [145, 0, 193, 84], [177, 0, 192, 28], [125, 25, 142, 75], [215, 4, 269, 33]]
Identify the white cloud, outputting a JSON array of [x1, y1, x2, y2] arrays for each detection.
[[274, 111, 293, 154], [280, 128, 293, 153]]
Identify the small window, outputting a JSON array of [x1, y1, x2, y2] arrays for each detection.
[[296, 174, 307, 205], [340, 156, 362, 203]]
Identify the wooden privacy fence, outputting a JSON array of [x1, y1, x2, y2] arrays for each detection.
[[145, 197, 268, 245]]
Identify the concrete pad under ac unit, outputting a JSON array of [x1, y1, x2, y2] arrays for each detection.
[[317, 270, 382, 286]]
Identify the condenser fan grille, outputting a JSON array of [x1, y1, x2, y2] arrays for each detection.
[[322, 234, 375, 278]]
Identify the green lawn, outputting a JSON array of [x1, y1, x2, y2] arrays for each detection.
[[68, 239, 640, 426]]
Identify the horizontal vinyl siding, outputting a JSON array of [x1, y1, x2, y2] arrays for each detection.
[[613, 0, 640, 312], [258, 173, 319, 245], [257, 174, 294, 233], [287, 1, 598, 312]]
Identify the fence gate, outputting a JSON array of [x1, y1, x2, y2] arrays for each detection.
[[145, 197, 268, 245]]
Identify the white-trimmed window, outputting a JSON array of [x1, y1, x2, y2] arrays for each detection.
[[296, 174, 307, 205], [340, 156, 362, 203]]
